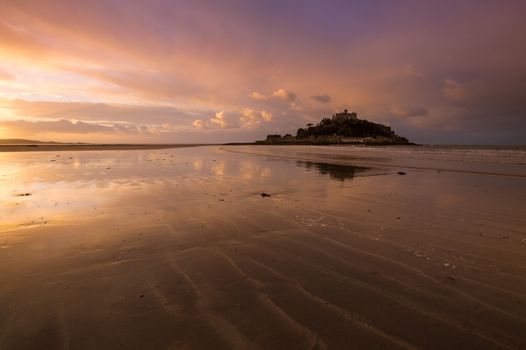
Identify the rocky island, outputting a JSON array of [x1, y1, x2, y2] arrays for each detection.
[[258, 110, 412, 145]]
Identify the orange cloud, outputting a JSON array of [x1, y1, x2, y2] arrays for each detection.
[[239, 108, 274, 129], [272, 89, 297, 102], [210, 111, 228, 129], [192, 119, 204, 129], [248, 91, 267, 100]]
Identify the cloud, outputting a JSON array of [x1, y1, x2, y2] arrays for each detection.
[[191, 108, 276, 130], [260, 110, 273, 122], [210, 111, 229, 128], [390, 105, 428, 118], [311, 94, 331, 103], [240, 108, 259, 128], [442, 79, 468, 101], [248, 89, 298, 104], [248, 91, 267, 100], [1, 98, 207, 125], [192, 119, 204, 129], [0, 69, 14, 81], [272, 89, 297, 102], [402, 64, 423, 78], [0, 118, 139, 135], [239, 108, 274, 129]]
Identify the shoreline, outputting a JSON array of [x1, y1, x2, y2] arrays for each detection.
[[2, 142, 523, 153], [221, 145, 526, 178], [0, 143, 212, 152], [0, 142, 416, 153]]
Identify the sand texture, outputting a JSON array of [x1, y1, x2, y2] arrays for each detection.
[[1, 145, 525, 349]]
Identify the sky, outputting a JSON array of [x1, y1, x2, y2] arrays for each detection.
[[0, 0, 525, 144]]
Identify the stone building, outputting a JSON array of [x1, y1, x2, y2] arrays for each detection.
[[332, 109, 358, 121]]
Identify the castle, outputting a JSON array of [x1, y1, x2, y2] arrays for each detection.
[[259, 109, 410, 145], [332, 109, 357, 121]]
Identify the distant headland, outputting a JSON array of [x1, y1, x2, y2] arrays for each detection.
[[0, 139, 68, 145], [257, 110, 413, 145], [0, 139, 204, 152]]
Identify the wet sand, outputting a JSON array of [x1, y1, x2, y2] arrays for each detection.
[[0, 144, 205, 153], [1, 146, 525, 349]]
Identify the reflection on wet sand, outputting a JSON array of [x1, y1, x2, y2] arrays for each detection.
[[297, 160, 368, 181], [1, 146, 526, 349]]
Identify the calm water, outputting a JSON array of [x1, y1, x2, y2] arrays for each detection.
[[1, 145, 526, 232], [225, 145, 526, 177]]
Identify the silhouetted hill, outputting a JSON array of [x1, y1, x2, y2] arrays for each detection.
[[0, 139, 65, 145], [258, 110, 412, 145]]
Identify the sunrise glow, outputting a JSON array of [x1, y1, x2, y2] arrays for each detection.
[[1, 1, 525, 144]]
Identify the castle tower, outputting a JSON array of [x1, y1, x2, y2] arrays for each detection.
[[332, 109, 358, 121]]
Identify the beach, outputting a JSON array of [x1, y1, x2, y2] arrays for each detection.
[[0, 144, 204, 153], [1, 145, 525, 349]]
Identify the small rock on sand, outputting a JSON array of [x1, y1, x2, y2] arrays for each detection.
[[397, 171, 407, 175], [261, 193, 271, 198]]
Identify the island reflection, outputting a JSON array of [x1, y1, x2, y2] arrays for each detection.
[[296, 160, 368, 181]]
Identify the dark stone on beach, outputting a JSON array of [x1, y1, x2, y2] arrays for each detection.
[[138, 294, 144, 298], [16, 193, 31, 197], [447, 276, 456, 282], [261, 193, 271, 198], [397, 171, 407, 175]]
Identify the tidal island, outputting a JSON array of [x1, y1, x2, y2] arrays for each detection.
[[258, 110, 412, 145]]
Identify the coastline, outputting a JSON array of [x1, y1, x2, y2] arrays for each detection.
[[221, 144, 526, 178], [0, 143, 210, 152]]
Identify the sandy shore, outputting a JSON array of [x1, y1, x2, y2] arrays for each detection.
[[1, 146, 525, 349], [0, 144, 207, 152]]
